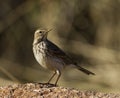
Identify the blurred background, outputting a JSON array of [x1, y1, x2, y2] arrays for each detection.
[[0, 0, 120, 93]]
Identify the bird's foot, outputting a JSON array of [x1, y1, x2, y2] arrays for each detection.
[[37, 82, 57, 88]]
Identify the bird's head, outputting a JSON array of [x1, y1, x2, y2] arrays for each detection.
[[33, 29, 52, 44]]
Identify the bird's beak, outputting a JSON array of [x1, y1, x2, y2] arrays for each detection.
[[46, 29, 52, 34], [44, 29, 52, 38]]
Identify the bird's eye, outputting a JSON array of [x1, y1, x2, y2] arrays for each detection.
[[39, 31, 42, 33]]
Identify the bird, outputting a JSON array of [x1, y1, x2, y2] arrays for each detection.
[[33, 29, 95, 85]]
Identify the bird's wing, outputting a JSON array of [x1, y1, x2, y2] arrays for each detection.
[[46, 40, 74, 65]]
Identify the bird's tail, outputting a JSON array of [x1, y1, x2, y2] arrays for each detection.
[[75, 64, 95, 75]]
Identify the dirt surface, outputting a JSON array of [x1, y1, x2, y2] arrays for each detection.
[[0, 83, 119, 98]]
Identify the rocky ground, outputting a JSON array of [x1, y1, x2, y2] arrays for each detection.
[[0, 83, 119, 98]]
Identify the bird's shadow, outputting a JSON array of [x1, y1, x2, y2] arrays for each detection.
[[34, 82, 58, 88]]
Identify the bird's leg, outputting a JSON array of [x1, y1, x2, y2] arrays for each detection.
[[55, 70, 61, 85], [47, 71, 56, 84]]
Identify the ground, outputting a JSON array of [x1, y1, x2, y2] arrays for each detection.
[[0, 83, 119, 98]]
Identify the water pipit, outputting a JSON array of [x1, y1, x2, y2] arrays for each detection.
[[33, 29, 95, 85]]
